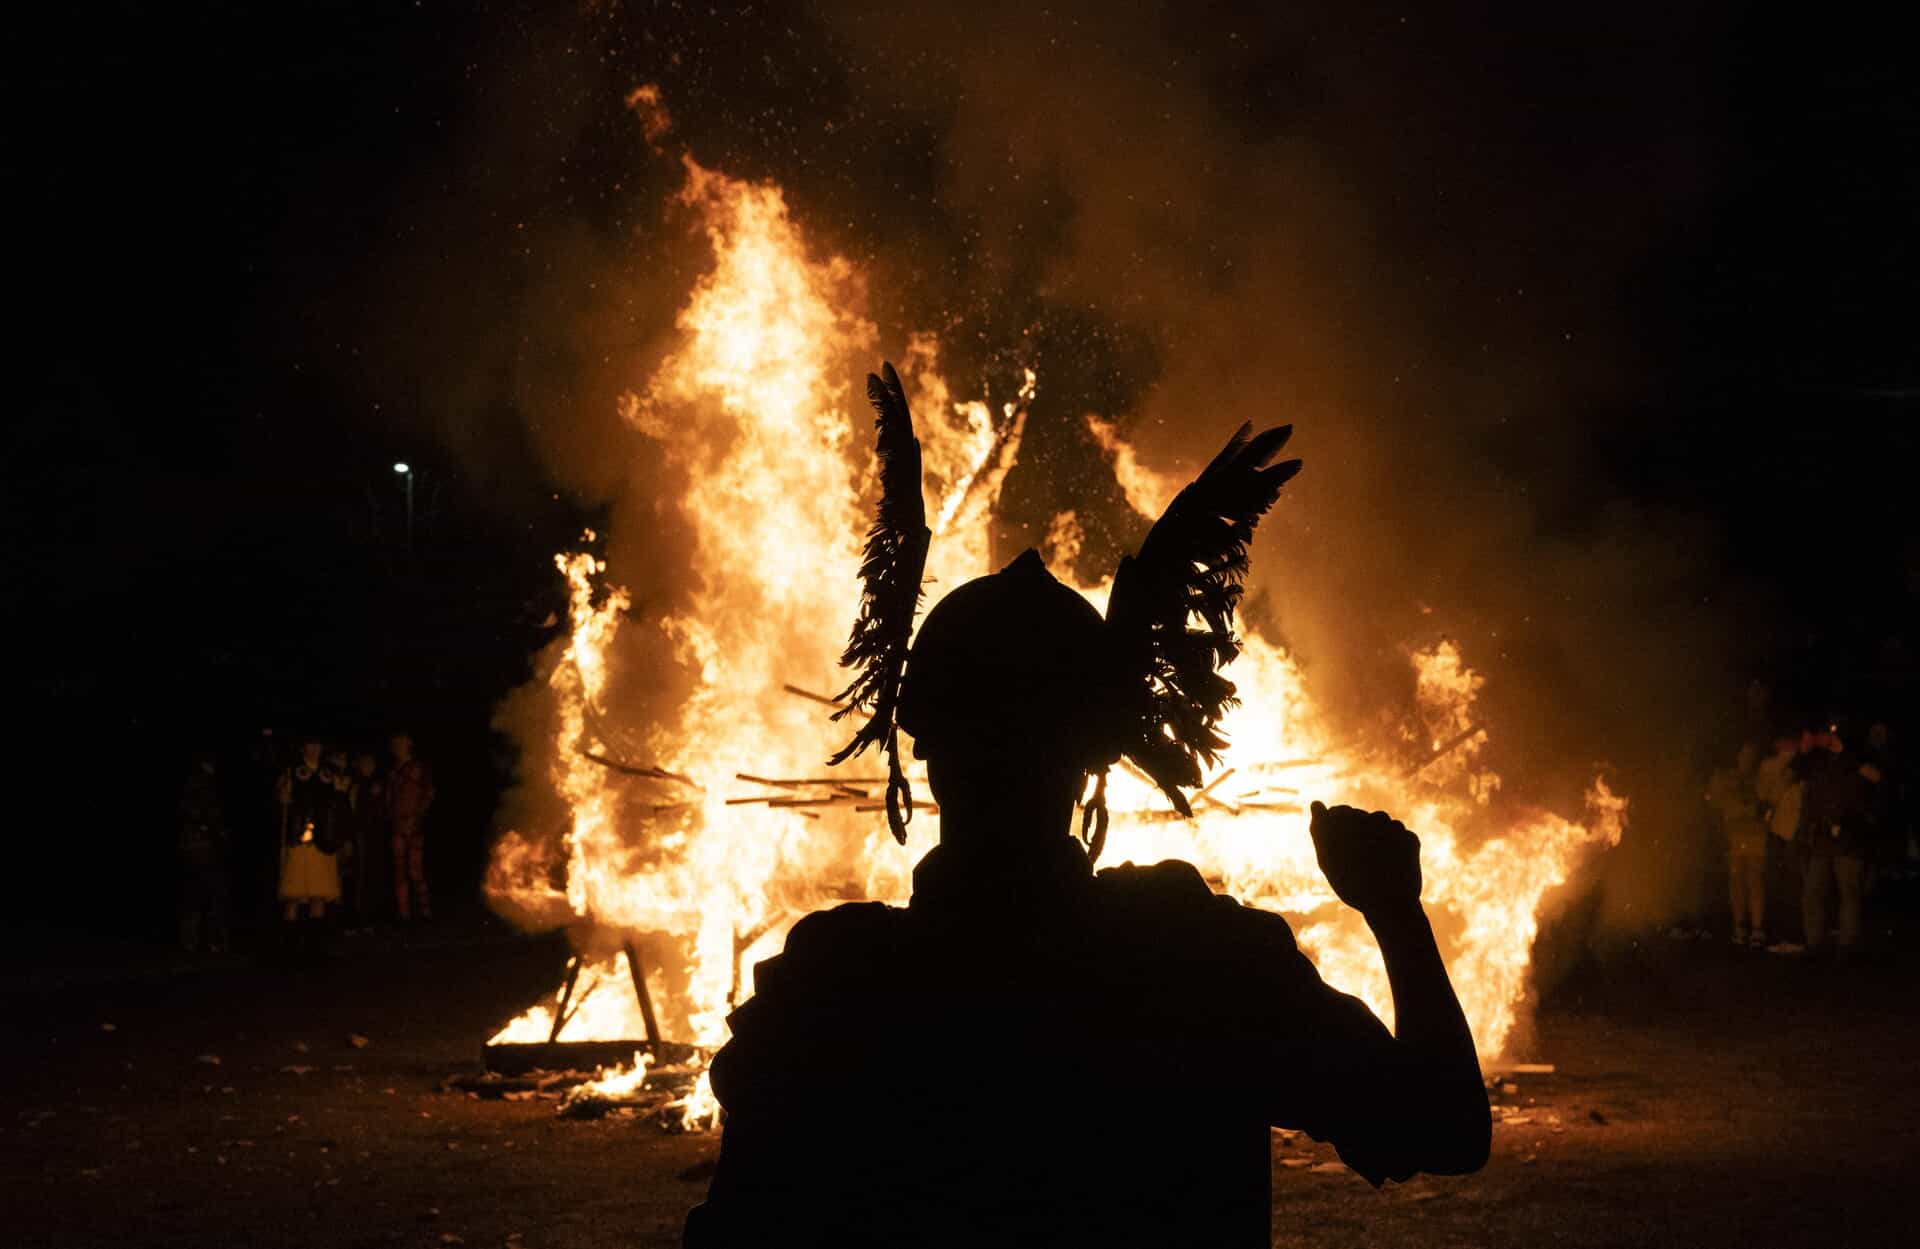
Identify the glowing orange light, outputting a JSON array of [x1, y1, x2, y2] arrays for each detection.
[[490, 144, 1625, 1108]]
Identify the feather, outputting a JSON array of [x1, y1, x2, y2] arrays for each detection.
[[1104, 422, 1300, 814], [828, 362, 932, 843]]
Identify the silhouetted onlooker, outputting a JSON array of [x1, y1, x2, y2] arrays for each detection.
[[1797, 723, 1877, 954], [686, 372, 1486, 1248], [388, 733, 435, 921], [1708, 744, 1768, 945], [346, 750, 388, 924], [324, 747, 358, 919], [177, 750, 231, 953], [277, 738, 343, 923], [1754, 735, 1805, 952]]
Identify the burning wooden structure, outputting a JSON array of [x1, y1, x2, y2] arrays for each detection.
[[481, 128, 1627, 1123]]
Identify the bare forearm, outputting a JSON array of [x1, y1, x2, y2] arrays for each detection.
[[1365, 899, 1489, 1170], [1308, 802, 1488, 1173], [1365, 900, 1476, 1063]]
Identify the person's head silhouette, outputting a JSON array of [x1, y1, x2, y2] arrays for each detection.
[[828, 361, 1299, 863], [895, 549, 1124, 859]]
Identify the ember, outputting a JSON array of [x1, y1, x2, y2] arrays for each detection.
[[484, 142, 1626, 1115]]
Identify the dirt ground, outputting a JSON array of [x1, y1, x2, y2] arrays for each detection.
[[4, 916, 1916, 1249]]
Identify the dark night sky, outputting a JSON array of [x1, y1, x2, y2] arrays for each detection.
[[10, 2, 1916, 937]]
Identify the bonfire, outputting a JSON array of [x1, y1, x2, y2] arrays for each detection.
[[483, 117, 1626, 1124]]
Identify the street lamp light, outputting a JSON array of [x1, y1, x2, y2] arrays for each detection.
[[393, 462, 414, 551]]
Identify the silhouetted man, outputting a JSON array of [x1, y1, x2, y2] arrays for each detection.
[[690, 571, 1491, 1243], [1797, 722, 1877, 954], [687, 367, 1487, 1247]]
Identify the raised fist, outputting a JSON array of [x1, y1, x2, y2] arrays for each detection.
[[1309, 801, 1423, 918]]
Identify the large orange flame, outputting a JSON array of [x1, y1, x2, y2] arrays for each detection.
[[487, 148, 1624, 1109]]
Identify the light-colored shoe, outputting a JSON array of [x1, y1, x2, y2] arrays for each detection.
[[1766, 940, 1805, 955]]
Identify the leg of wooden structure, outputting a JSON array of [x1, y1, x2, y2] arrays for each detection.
[[623, 941, 661, 1045], [548, 955, 583, 1044], [729, 918, 777, 1010]]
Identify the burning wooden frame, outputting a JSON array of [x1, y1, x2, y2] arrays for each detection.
[[484, 926, 701, 1076]]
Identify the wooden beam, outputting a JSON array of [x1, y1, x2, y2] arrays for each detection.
[[578, 750, 700, 788], [623, 942, 662, 1046], [548, 955, 584, 1045]]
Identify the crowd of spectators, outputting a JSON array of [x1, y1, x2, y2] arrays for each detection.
[[1704, 691, 1907, 959], [175, 731, 436, 954]]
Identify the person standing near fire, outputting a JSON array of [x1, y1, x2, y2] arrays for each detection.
[[388, 733, 435, 922], [1796, 720, 1880, 956], [1754, 734, 1804, 952], [345, 750, 388, 925], [324, 747, 359, 921], [685, 366, 1489, 1249], [277, 738, 343, 925], [1708, 743, 1769, 946]]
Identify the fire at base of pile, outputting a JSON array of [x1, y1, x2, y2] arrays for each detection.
[[454, 1047, 719, 1129], [560, 1051, 719, 1128], [481, 935, 723, 1128], [482, 759, 1624, 1131]]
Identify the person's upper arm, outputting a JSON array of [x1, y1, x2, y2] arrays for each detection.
[[1225, 902, 1436, 1185], [694, 905, 896, 1248]]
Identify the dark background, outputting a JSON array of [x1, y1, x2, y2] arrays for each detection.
[[9, 2, 1915, 946]]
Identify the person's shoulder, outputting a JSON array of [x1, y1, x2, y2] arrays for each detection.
[[720, 904, 904, 1068], [750, 902, 904, 997], [782, 900, 901, 959], [1094, 856, 1213, 906], [1093, 858, 1302, 948]]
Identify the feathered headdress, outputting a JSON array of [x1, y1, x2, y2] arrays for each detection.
[[830, 361, 1299, 856], [1102, 423, 1300, 818], [828, 363, 931, 844]]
